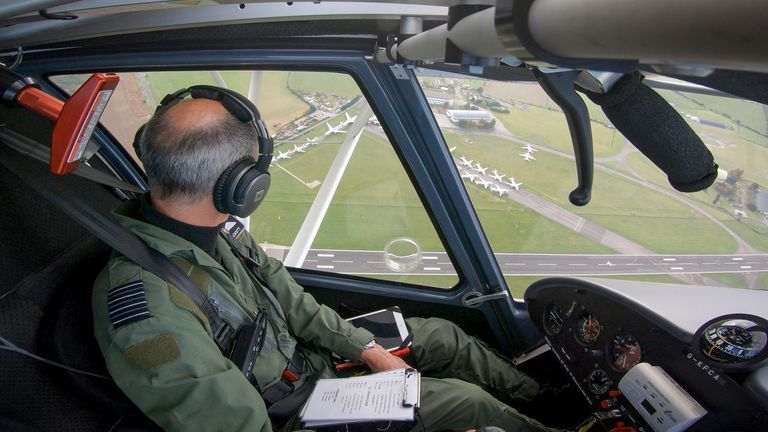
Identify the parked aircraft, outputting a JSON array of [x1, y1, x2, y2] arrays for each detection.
[[474, 164, 488, 175], [306, 137, 320, 145], [276, 150, 292, 160], [325, 122, 347, 135], [520, 152, 536, 161], [459, 157, 473, 167], [341, 112, 357, 126], [293, 144, 307, 153], [460, 172, 478, 182], [490, 170, 505, 182], [490, 185, 508, 197], [521, 144, 538, 153], [368, 116, 380, 125], [475, 178, 492, 189], [504, 178, 522, 190]]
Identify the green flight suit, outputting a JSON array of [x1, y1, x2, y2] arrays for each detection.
[[93, 198, 555, 432]]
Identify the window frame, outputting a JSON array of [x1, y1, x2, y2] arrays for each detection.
[[28, 47, 536, 353]]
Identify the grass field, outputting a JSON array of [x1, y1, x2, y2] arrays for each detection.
[[494, 105, 623, 158], [627, 145, 768, 253], [288, 71, 362, 98], [446, 132, 737, 254]]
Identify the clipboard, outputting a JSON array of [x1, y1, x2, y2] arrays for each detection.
[[299, 367, 421, 427]]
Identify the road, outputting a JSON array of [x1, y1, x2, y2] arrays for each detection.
[[262, 247, 768, 277]]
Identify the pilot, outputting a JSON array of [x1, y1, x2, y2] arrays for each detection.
[[92, 86, 558, 432]]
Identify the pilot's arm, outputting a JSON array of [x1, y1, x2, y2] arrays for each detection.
[[247, 238, 375, 362], [93, 261, 280, 432]]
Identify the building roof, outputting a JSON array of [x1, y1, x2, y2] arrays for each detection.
[[446, 109, 493, 121]]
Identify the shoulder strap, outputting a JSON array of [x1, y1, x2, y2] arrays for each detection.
[[0, 144, 237, 354], [220, 219, 286, 320]]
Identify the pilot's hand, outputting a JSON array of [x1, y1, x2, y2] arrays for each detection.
[[360, 344, 410, 373]]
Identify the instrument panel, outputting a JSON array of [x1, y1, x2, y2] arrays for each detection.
[[525, 277, 768, 432]]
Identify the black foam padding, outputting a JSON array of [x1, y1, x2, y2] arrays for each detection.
[[588, 72, 718, 192]]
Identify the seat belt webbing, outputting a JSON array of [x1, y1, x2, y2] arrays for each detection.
[[0, 144, 236, 354]]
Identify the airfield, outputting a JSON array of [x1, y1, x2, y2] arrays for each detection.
[[84, 69, 768, 295]]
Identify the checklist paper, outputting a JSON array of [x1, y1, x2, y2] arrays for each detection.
[[300, 368, 421, 427]]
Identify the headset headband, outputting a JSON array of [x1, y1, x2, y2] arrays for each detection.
[[159, 85, 273, 171]]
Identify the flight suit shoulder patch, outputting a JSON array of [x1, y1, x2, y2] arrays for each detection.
[[108, 280, 150, 329], [124, 334, 181, 369]]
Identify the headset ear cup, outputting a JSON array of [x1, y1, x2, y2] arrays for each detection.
[[213, 158, 250, 214], [213, 157, 270, 217], [233, 171, 270, 217]]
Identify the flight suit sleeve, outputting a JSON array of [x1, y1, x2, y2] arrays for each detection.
[[249, 242, 374, 363], [92, 260, 272, 432]]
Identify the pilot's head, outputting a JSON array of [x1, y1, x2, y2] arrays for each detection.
[[139, 97, 260, 207]]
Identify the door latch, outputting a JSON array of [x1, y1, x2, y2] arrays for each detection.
[[462, 290, 510, 307]]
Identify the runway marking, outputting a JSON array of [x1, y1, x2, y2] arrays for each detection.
[[437, 262, 452, 265], [333, 260, 353, 263], [568, 263, 586, 266], [304, 259, 318, 262], [625, 263, 643, 266], [538, 263, 556, 266], [679, 262, 695, 265], [663, 258, 676, 262], [422, 256, 438, 260], [317, 253, 335, 258], [316, 265, 335, 269], [732, 257, 744, 261], [507, 263, 526, 266], [740, 265, 752, 269], [366, 261, 384, 264], [423, 267, 441, 271], [670, 266, 684, 270], [574, 218, 585, 232], [703, 262, 717, 265]]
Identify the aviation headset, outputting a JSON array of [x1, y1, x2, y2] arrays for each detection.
[[133, 85, 274, 217]]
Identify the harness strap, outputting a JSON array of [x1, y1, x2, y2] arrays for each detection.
[[220, 217, 285, 319], [0, 144, 237, 355]]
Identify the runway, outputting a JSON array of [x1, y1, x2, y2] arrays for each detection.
[[262, 247, 768, 276]]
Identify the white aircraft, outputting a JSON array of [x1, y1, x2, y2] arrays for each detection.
[[459, 157, 473, 167], [342, 112, 357, 126], [325, 122, 347, 136], [276, 150, 292, 160], [521, 144, 538, 153], [461, 172, 478, 182], [474, 165, 488, 175], [475, 178, 491, 189], [490, 170, 504, 182], [504, 178, 522, 190], [306, 137, 319, 145], [293, 144, 306, 153], [368, 116, 380, 125], [449, 146, 456, 153], [520, 152, 536, 161], [490, 185, 508, 197]]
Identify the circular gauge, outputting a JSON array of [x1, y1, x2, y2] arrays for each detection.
[[608, 333, 642, 372], [588, 369, 612, 395], [698, 316, 768, 369], [543, 304, 566, 336], [575, 313, 601, 346]]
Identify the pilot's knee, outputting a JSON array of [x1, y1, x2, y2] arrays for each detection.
[[411, 317, 462, 358]]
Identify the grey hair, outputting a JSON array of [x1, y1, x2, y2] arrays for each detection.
[[139, 106, 259, 204]]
